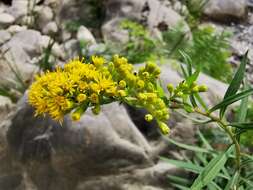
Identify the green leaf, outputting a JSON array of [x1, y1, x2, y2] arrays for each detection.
[[194, 93, 209, 111], [224, 171, 239, 190], [190, 94, 198, 108], [186, 69, 200, 86], [229, 122, 253, 130], [160, 157, 203, 173], [209, 89, 253, 113], [157, 80, 165, 97], [197, 130, 213, 150], [167, 174, 191, 186], [190, 145, 234, 190], [220, 51, 248, 118], [171, 183, 191, 190], [179, 50, 193, 75], [165, 138, 216, 154], [237, 84, 249, 123]]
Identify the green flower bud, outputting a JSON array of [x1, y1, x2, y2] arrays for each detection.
[[158, 122, 170, 135], [192, 86, 199, 93], [177, 91, 184, 97], [198, 85, 208, 92], [92, 105, 101, 115], [145, 114, 153, 122], [167, 83, 174, 93], [119, 80, 127, 88]]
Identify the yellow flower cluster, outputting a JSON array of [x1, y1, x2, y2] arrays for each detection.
[[28, 55, 170, 134], [29, 56, 117, 121], [167, 81, 208, 98], [112, 56, 170, 134]]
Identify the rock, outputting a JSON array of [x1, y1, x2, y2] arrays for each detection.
[[7, 24, 27, 34], [203, 0, 247, 23], [76, 26, 96, 45], [0, 13, 15, 27], [37, 6, 54, 29], [0, 30, 43, 88], [42, 21, 58, 35], [102, 0, 190, 43], [63, 39, 79, 59], [0, 30, 11, 45], [6, 0, 28, 19]]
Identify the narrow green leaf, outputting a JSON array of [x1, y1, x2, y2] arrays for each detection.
[[220, 51, 248, 118], [165, 138, 216, 154], [229, 122, 253, 130], [167, 174, 191, 186], [171, 183, 191, 190], [180, 63, 188, 78], [179, 50, 192, 75], [209, 89, 253, 113], [160, 157, 203, 173], [224, 171, 239, 190], [186, 69, 200, 86], [194, 93, 209, 111], [190, 94, 198, 108], [197, 130, 213, 150], [190, 145, 234, 190], [237, 84, 249, 123]]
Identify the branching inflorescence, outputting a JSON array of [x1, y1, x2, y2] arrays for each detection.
[[28, 55, 207, 134]]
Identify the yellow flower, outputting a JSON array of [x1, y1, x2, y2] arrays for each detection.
[[90, 93, 99, 103], [145, 114, 153, 122], [77, 94, 87, 103], [119, 80, 126, 88], [91, 55, 105, 67], [158, 122, 170, 135]]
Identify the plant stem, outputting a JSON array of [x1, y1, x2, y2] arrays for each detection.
[[194, 108, 241, 170]]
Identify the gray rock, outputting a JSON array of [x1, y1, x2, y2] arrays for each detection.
[[76, 26, 96, 45], [0, 30, 44, 88], [0, 13, 15, 27], [42, 21, 58, 35], [6, 0, 28, 19], [7, 24, 27, 34], [0, 30, 11, 45], [203, 0, 247, 22], [37, 6, 54, 29], [102, 0, 190, 43]]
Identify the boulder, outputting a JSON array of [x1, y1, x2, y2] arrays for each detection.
[[0, 13, 15, 27], [102, 0, 190, 42], [203, 0, 247, 23], [0, 30, 11, 45]]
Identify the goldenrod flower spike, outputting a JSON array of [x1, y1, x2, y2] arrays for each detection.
[[28, 55, 171, 135]]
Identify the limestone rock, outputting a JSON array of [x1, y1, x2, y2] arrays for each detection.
[[0, 30, 11, 45], [203, 0, 247, 23], [76, 26, 96, 45], [0, 13, 15, 27], [102, 0, 190, 43], [42, 21, 58, 35]]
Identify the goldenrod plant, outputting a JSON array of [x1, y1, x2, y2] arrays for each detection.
[[28, 52, 253, 189]]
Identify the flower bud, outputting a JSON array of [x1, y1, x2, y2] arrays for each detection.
[[158, 122, 170, 135], [145, 114, 153, 122], [77, 94, 87, 103], [167, 83, 174, 93], [198, 85, 208, 92], [119, 80, 127, 88]]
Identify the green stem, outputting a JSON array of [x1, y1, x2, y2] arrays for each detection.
[[194, 108, 241, 170]]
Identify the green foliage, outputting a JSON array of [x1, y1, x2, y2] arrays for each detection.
[[163, 23, 233, 82], [39, 38, 55, 71], [118, 19, 162, 63], [189, 26, 232, 82], [163, 130, 253, 190]]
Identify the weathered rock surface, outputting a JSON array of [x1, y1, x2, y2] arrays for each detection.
[[203, 0, 247, 22], [102, 0, 190, 42]]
